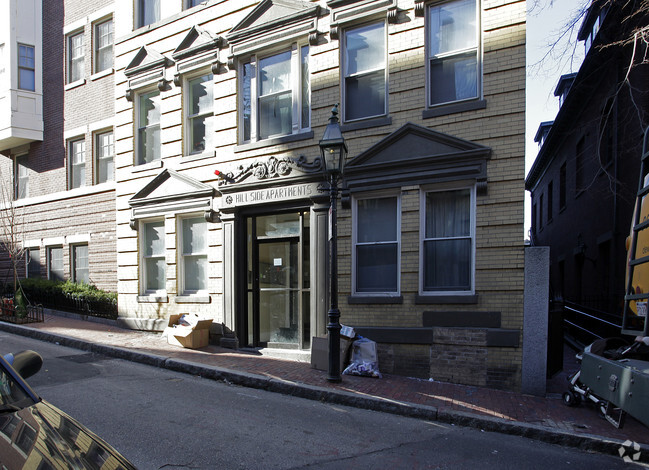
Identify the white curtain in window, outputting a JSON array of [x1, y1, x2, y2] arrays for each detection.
[[144, 221, 165, 291], [182, 218, 207, 292]]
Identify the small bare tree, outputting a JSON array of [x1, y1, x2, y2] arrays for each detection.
[[0, 165, 25, 297]]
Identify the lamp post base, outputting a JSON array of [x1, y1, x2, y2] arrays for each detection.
[[327, 307, 342, 382]]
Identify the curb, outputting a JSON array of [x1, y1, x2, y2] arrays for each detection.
[[2, 320, 648, 464]]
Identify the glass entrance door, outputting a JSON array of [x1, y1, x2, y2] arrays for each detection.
[[246, 212, 310, 349]]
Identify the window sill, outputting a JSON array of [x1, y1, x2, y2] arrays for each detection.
[[340, 116, 392, 133], [137, 295, 169, 303], [235, 131, 314, 153], [181, 150, 216, 164], [415, 294, 478, 305], [132, 159, 164, 173], [65, 79, 86, 91], [422, 99, 487, 119], [174, 295, 211, 304], [91, 68, 114, 81], [348, 295, 403, 304]]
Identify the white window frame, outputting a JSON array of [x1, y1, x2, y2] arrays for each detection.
[[135, 88, 161, 165], [178, 215, 208, 295], [341, 20, 388, 123], [68, 138, 86, 189], [47, 246, 64, 282], [140, 219, 166, 294], [94, 18, 113, 74], [17, 44, 35, 91], [71, 244, 89, 284], [14, 154, 29, 200], [184, 72, 214, 155], [238, 42, 310, 144], [137, 0, 161, 29], [425, 0, 481, 108], [95, 129, 114, 183], [419, 183, 476, 296], [352, 191, 401, 296], [67, 31, 84, 84]]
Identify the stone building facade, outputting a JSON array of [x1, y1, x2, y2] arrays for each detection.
[[113, 0, 526, 390]]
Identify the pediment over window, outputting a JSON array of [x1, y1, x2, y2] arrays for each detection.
[[327, 0, 398, 39], [129, 169, 216, 227], [226, 0, 323, 60], [172, 26, 225, 79], [344, 122, 491, 192], [124, 47, 174, 100]]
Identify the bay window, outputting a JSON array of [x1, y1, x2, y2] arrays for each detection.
[[427, 0, 479, 107], [240, 44, 310, 143], [343, 22, 386, 122], [353, 195, 400, 294], [421, 187, 475, 294]]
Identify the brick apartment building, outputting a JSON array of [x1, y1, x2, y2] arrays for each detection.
[[0, 0, 527, 390]]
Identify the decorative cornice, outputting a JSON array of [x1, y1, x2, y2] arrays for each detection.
[[218, 155, 323, 187], [414, 0, 425, 17]]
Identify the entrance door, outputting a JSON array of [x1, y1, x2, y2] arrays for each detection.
[[246, 212, 310, 349]]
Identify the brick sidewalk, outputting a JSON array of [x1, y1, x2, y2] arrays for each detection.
[[2, 313, 648, 449]]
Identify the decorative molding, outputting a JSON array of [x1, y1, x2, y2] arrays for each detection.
[[218, 155, 315, 187], [329, 24, 340, 40], [414, 0, 425, 17], [125, 89, 134, 102]]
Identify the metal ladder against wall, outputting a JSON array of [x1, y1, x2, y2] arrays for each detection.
[[622, 127, 649, 336]]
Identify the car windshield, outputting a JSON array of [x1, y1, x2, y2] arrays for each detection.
[[0, 359, 35, 410]]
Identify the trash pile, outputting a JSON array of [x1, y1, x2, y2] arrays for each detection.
[[162, 313, 213, 349], [310, 325, 382, 378]]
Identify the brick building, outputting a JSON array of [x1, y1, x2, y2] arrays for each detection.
[[0, 0, 527, 390], [526, 0, 649, 323], [0, 0, 116, 291]]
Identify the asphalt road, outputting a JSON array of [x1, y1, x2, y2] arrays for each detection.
[[1, 333, 633, 470]]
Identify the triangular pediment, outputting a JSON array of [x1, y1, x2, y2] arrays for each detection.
[[125, 47, 173, 77], [227, 0, 320, 44], [172, 26, 222, 61], [130, 169, 214, 207], [347, 122, 491, 169]]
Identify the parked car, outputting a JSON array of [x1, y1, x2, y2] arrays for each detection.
[[0, 350, 136, 469]]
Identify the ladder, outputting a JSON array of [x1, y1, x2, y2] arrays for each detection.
[[622, 127, 649, 336]]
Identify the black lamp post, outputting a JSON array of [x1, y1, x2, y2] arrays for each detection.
[[319, 104, 347, 383]]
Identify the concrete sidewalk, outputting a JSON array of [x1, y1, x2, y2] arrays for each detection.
[[1, 313, 647, 462]]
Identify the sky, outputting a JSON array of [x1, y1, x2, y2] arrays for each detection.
[[524, 0, 587, 236]]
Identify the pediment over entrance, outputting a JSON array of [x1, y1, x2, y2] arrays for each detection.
[[129, 169, 216, 227], [344, 122, 491, 192]]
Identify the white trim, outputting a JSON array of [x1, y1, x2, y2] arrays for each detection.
[[64, 78, 86, 91], [418, 182, 476, 296], [90, 68, 114, 81], [23, 239, 41, 248], [43, 237, 65, 247], [67, 233, 91, 244], [351, 190, 401, 296], [63, 19, 85, 36], [89, 118, 114, 133], [89, 6, 114, 23], [140, 218, 167, 295], [183, 70, 214, 157], [64, 127, 86, 140]]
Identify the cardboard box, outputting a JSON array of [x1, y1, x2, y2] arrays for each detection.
[[340, 325, 356, 340], [164, 314, 213, 349], [310, 336, 351, 371]]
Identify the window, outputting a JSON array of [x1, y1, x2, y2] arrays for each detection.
[[14, 154, 28, 199], [427, 0, 479, 107], [69, 139, 86, 189], [343, 22, 386, 122], [185, 0, 202, 8], [26, 248, 40, 278], [353, 195, 399, 294], [18, 44, 35, 91], [186, 74, 213, 154], [547, 181, 553, 223], [180, 217, 207, 294], [575, 137, 585, 194], [539, 193, 544, 230], [142, 220, 165, 293], [48, 247, 64, 281], [94, 19, 113, 73], [138, 0, 160, 28], [559, 162, 566, 209], [72, 244, 89, 284], [240, 44, 310, 142], [67, 32, 84, 83], [136, 90, 161, 164], [96, 131, 114, 183], [532, 202, 537, 236], [421, 187, 474, 294]]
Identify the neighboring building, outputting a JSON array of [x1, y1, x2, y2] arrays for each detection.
[[0, 0, 527, 390], [0, 0, 117, 290], [526, 1, 649, 317]]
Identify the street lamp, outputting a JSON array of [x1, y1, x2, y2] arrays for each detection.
[[319, 104, 347, 383]]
